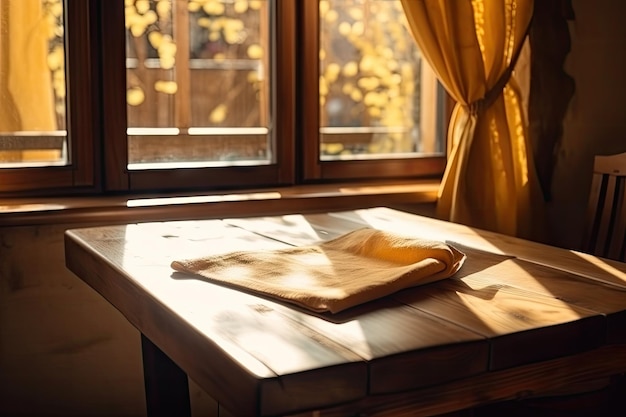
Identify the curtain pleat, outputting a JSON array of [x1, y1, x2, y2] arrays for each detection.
[[401, 0, 543, 239]]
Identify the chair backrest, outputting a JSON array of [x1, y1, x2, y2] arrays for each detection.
[[583, 152, 626, 261]]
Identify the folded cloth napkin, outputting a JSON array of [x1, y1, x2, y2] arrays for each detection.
[[171, 228, 466, 313]]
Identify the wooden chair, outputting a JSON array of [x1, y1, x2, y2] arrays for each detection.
[[488, 152, 626, 416], [583, 152, 626, 261]]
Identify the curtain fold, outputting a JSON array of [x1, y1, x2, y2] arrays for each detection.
[[0, 0, 56, 132], [401, 0, 543, 239]]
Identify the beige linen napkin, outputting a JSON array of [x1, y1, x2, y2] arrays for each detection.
[[171, 228, 466, 313]]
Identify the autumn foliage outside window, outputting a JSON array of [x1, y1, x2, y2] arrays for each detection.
[[0, 0, 446, 196]]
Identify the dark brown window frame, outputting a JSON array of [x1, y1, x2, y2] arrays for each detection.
[[0, 0, 100, 197], [100, 0, 296, 193], [299, 0, 447, 183], [0, 0, 446, 198]]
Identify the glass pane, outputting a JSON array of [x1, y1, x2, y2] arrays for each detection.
[[0, 0, 68, 167], [319, 0, 442, 161], [125, 0, 272, 169]]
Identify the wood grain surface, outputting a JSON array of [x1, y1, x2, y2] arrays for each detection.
[[65, 207, 626, 416]]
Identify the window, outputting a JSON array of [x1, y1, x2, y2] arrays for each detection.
[[0, 0, 446, 197], [0, 0, 97, 194], [301, 0, 446, 180], [124, 0, 272, 168], [0, 0, 67, 168]]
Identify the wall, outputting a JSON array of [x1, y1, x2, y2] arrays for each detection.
[[547, 0, 626, 250], [0, 223, 220, 417], [0, 223, 141, 416]]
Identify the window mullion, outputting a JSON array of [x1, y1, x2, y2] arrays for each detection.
[[66, 0, 99, 187], [300, 0, 322, 180], [173, 1, 191, 130], [100, 0, 130, 191]]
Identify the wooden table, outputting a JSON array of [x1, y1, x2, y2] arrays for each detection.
[[64, 207, 626, 417]]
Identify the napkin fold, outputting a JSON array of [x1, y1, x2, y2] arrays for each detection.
[[171, 228, 466, 313]]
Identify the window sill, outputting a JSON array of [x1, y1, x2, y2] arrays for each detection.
[[0, 180, 440, 227]]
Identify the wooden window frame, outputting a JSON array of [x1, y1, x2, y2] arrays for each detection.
[[299, 0, 447, 183], [100, 0, 296, 193], [0, 0, 447, 198], [0, 0, 100, 197]]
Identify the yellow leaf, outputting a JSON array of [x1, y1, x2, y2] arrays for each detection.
[[46, 47, 63, 71], [136, 0, 150, 15], [368, 107, 381, 118], [234, 1, 249, 14], [143, 10, 157, 25], [374, 65, 391, 80], [148, 31, 163, 48], [349, 89, 363, 102], [247, 44, 263, 59], [247, 71, 259, 83], [209, 104, 228, 123], [357, 77, 379, 91], [53, 77, 66, 98], [160, 56, 175, 70], [390, 73, 402, 86], [324, 63, 340, 83], [51, 2, 63, 18], [158, 37, 177, 55], [324, 143, 344, 154], [342, 61, 358, 77], [351, 21, 364, 37], [125, 7, 138, 27], [359, 55, 375, 72], [156, 0, 171, 18], [338, 22, 351, 37], [204, 1, 225, 15], [319, 77, 328, 96], [130, 23, 146, 37], [154, 80, 178, 95], [198, 17, 212, 28], [364, 91, 378, 107], [319, 0, 330, 16], [224, 29, 241, 44], [127, 87, 145, 106], [208, 31, 221, 42], [348, 6, 363, 21], [225, 18, 244, 32], [325, 9, 338, 23]]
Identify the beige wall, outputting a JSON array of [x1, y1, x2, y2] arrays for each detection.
[[0, 223, 220, 417], [2, 1, 626, 416], [547, 0, 626, 250], [0, 223, 145, 416]]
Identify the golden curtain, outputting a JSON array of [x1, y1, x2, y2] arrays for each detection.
[[401, 0, 543, 239], [0, 0, 56, 132]]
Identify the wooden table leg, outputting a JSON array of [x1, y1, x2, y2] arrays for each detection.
[[141, 333, 191, 417]]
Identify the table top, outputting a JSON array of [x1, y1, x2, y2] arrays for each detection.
[[64, 207, 626, 417]]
